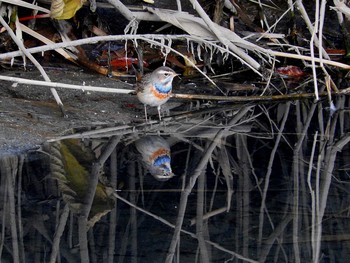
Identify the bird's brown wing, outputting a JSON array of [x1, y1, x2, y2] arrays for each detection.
[[135, 81, 144, 93], [135, 73, 151, 93]]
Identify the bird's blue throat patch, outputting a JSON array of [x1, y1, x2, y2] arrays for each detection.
[[153, 155, 171, 172], [155, 83, 172, 94]]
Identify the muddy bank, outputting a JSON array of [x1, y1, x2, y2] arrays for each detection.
[[0, 65, 143, 155]]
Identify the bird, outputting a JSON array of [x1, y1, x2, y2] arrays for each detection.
[[136, 66, 178, 121], [135, 135, 174, 181]]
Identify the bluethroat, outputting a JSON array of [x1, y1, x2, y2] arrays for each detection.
[[136, 66, 178, 121], [135, 135, 174, 181]]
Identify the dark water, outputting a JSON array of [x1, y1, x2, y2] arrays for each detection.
[[0, 98, 349, 263]]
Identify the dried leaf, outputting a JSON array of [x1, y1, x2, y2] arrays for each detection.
[[50, 0, 86, 20], [276, 65, 305, 79], [48, 140, 115, 225]]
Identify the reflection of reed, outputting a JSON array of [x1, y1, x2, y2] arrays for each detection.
[[108, 149, 117, 263], [166, 106, 252, 263], [129, 161, 138, 263], [49, 204, 69, 263], [46, 136, 120, 263], [257, 101, 292, 258], [1, 99, 350, 262], [113, 192, 258, 262], [0, 156, 21, 263], [291, 101, 316, 262], [78, 136, 120, 263]]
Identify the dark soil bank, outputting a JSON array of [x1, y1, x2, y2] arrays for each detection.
[[0, 66, 139, 155]]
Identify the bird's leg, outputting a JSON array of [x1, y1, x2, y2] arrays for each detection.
[[157, 105, 162, 121], [144, 104, 148, 122]]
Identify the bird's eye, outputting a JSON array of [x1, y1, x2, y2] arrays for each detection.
[[164, 73, 170, 77]]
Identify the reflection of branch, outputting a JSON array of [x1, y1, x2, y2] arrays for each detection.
[[128, 162, 138, 262], [258, 214, 293, 262], [108, 150, 117, 263], [16, 156, 25, 263], [166, 106, 253, 263], [291, 101, 317, 261], [78, 136, 120, 263], [258, 102, 291, 252], [190, 207, 227, 226], [47, 105, 249, 142], [236, 134, 250, 257], [49, 204, 70, 263], [308, 132, 318, 262], [216, 147, 234, 212], [196, 170, 210, 263], [318, 132, 350, 227], [81, 136, 121, 218], [113, 193, 258, 263], [1, 156, 20, 263]]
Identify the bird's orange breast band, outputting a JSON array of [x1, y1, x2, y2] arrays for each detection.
[[149, 148, 170, 162], [151, 86, 171, 99]]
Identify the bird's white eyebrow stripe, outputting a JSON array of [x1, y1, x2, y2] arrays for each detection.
[[158, 70, 174, 74]]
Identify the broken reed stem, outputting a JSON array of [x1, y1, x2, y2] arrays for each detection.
[[310, 0, 320, 101], [188, 0, 260, 71], [295, 0, 329, 60], [0, 34, 349, 70]]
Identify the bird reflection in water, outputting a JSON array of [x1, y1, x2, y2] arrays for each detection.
[[135, 136, 174, 181]]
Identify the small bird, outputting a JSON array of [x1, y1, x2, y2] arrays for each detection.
[[135, 135, 174, 181], [136, 66, 178, 121]]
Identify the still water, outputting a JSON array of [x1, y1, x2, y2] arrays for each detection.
[[0, 99, 349, 263]]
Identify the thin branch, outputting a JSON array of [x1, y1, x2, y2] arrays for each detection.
[[106, 0, 135, 21], [0, 75, 133, 94]]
